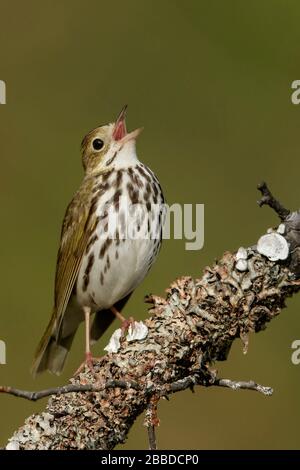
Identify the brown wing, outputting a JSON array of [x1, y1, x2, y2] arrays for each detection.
[[53, 179, 96, 337]]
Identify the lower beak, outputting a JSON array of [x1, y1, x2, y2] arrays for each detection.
[[120, 127, 143, 144], [112, 105, 143, 143]]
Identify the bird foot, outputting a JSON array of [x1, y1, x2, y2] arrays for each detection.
[[73, 352, 102, 377], [121, 316, 135, 330], [121, 316, 135, 336], [110, 306, 135, 337]]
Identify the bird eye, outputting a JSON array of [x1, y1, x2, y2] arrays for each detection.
[[92, 138, 104, 151]]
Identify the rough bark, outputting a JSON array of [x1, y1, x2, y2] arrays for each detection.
[[3, 183, 300, 450]]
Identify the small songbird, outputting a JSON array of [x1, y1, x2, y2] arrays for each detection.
[[31, 106, 165, 376]]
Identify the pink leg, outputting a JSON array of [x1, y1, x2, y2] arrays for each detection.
[[110, 305, 134, 332], [73, 306, 102, 376]]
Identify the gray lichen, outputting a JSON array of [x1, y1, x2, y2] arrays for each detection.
[[257, 232, 289, 261]]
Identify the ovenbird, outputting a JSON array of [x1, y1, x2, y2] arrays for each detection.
[[31, 106, 164, 376]]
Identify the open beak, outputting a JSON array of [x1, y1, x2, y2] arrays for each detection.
[[112, 105, 127, 141], [112, 105, 143, 143]]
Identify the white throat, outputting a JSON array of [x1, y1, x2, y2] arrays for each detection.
[[111, 139, 139, 169]]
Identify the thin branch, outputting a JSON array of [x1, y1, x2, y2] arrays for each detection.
[[0, 380, 140, 402], [0, 375, 272, 405], [214, 378, 273, 396], [163, 375, 273, 396], [0, 378, 196, 403], [257, 181, 290, 220]]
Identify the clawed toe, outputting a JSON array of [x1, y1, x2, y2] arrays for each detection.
[[121, 316, 135, 335], [73, 352, 102, 377]]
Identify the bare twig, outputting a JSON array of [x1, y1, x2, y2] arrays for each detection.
[[0, 375, 272, 404], [0, 380, 140, 402], [214, 378, 273, 396], [257, 181, 290, 220], [0, 377, 197, 403]]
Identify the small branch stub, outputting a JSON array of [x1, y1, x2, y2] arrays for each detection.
[[144, 396, 160, 450], [257, 182, 290, 220]]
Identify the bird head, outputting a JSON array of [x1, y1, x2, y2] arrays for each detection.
[[81, 106, 143, 174]]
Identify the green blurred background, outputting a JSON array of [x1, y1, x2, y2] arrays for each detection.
[[1, 0, 300, 450]]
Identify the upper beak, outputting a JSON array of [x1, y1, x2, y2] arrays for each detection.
[[112, 105, 127, 141], [112, 105, 143, 143]]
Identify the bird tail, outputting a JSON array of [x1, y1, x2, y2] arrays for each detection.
[[31, 310, 77, 377], [32, 294, 132, 376]]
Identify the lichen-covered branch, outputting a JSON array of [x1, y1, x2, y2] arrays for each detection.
[[4, 183, 300, 450]]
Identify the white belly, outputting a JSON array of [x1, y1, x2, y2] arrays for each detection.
[[78, 236, 157, 310]]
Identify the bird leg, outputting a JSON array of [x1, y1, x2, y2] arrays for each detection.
[[110, 305, 126, 322], [110, 305, 134, 333], [84, 306, 93, 366], [73, 306, 102, 376], [74, 305, 134, 376]]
